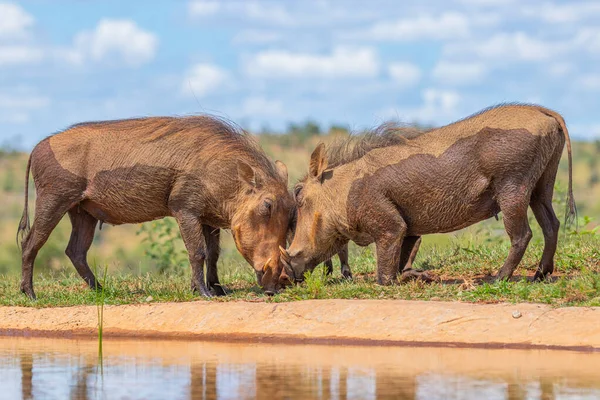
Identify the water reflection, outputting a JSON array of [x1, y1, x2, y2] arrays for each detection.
[[1, 337, 599, 400]]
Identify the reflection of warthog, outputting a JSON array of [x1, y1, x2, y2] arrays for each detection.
[[283, 104, 575, 284], [17, 116, 294, 298]]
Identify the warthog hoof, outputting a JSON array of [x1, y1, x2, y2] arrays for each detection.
[[20, 283, 36, 300], [341, 269, 353, 280], [209, 283, 227, 296], [531, 270, 551, 282], [191, 282, 213, 298], [399, 269, 433, 284]]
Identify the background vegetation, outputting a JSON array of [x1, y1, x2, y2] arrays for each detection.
[[0, 122, 598, 306]]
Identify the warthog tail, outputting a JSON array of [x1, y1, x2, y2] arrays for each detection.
[[16, 154, 32, 247], [537, 106, 577, 230]]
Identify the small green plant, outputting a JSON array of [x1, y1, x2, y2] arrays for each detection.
[[136, 218, 187, 273], [304, 266, 328, 299], [95, 264, 108, 374]]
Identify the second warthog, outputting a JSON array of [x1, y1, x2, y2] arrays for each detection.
[[282, 104, 575, 285], [17, 115, 294, 298]]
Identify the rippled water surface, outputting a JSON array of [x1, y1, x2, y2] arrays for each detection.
[[1, 337, 599, 399]]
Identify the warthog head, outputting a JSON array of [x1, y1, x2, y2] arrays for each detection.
[[280, 144, 347, 282], [231, 160, 295, 295]]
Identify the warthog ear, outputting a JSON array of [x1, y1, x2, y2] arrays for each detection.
[[309, 143, 328, 181], [275, 160, 288, 184], [238, 161, 260, 188]]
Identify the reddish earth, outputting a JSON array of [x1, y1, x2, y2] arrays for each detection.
[[1, 300, 599, 350]]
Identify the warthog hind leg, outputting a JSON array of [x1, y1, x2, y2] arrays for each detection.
[[495, 191, 533, 281], [21, 194, 76, 299], [531, 152, 562, 282], [66, 208, 101, 291]]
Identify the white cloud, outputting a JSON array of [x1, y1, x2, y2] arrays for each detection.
[[183, 63, 229, 97], [241, 96, 283, 116], [546, 62, 575, 78], [457, 0, 517, 5], [523, 2, 600, 23], [573, 28, 600, 56], [577, 74, 600, 91], [0, 111, 29, 124], [233, 30, 282, 45], [188, 1, 220, 17], [0, 89, 50, 125], [73, 19, 158, 67], [245, 46, 379, 79], [388, 62, 421, 87], [444, 32, 566, 62], [188, 1, 292, 25], [568, 123, 600, 140], [432, 61, 487, 85], [383, 88, 461, 123], [0, 45, 43, 65], [0, 94, 49, 109], [0, 3, 34, 39], [352, 12, 470, 41]]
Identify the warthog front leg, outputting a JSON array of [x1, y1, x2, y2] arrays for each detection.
[[372, 211, 408, 285], [203, 225, 226, 296], [397, 236, 431, 282], [323, 245, 352, 279], [337, 244, 352, 279], [174, 212, 211, 297]]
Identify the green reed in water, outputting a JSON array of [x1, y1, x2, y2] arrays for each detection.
[[95, 264, 108, 374]]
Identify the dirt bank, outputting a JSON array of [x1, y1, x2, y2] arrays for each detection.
[[1, 300, 599, 350]]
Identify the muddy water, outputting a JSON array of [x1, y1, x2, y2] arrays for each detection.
[[1, 337, 599, 400]]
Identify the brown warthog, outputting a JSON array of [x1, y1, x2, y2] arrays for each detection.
[[281, 104, 575, 285], [17, 116, 294, 298]]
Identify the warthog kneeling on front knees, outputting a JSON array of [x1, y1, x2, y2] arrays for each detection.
[[17, 116, 294, 299], [281, 104, 575, 285]]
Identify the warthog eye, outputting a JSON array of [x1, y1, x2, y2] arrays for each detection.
[[294, 184, 304, 205], [260, 199, 273, 217]]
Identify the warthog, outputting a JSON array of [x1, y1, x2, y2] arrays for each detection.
[[17, 116, 294, 299], [281, 104, 575, 285]]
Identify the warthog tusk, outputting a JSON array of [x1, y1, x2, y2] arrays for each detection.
[[278, 246, 299, 282], [281, 258, 296, 282], [262, 257, 272, 272], [278, 245, 291, 262]]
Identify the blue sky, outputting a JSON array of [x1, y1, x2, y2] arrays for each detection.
[[1, 0, 600, 149]]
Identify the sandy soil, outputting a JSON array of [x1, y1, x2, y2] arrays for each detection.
[[1, 300, 599, 350]]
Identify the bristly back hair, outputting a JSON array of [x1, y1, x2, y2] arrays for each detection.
[[326, 121, 431, 169], [66, 114, 281, 183]]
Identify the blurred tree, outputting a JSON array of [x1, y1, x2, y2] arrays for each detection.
[[2, 167, 15, 192]]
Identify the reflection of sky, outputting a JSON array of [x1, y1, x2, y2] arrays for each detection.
[[346, 366, 376, 400], [2, 344, 600, 400], [216, 364, 256, 400], [1, 367, 21, 400]]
